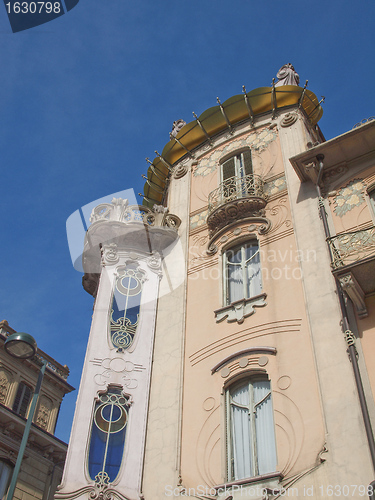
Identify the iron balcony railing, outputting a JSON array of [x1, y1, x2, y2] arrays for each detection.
[[207, 173, 266, 215], [327, 226, 375, 269]]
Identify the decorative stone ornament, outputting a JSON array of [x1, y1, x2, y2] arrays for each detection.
[[275, 63, 300, 87], [170, 119, 186, 138], [280, 112, 298, 128], [214, 293, 267, 324]]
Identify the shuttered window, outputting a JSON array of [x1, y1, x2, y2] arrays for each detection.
[[12, 382, 32, 418], [221, 150, 252, 181]]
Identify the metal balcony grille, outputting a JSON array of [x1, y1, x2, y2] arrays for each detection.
[[327, 226, 375, 269], [208, 174, 266, 215]]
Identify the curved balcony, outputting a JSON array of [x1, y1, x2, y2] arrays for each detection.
[[327, 226, 375, 295], [207, 174, 268, 236]]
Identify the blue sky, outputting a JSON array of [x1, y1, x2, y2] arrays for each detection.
[[0, 0, 374, 443]]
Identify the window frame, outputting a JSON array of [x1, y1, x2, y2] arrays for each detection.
[[12, 381, 33, 418], [219, 149, 253, 184], [225, 376, 277, 482], [223, 240, 262, 306], [367, 184, 375, 223], [0, 459, 14, 500]]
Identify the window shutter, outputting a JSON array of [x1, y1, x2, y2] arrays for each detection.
[[242, 150, 252, 175], [222, 157, 236, 181]]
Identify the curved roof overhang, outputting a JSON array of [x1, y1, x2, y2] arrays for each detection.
[[142, 85, 323, 207]]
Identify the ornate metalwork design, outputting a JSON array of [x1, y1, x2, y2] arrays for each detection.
[[327, 226, 375, 269], [207, 173, 268, 238], [88, 388, 131, 485], [345, 330, 356, 347], [208, 173, 266, 214], [353, 117, 375, 129], [109, 265, 147, 352]]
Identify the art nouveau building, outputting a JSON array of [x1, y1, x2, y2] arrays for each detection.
[[58, 67, 375, 500], [0, 320, 74, 500]]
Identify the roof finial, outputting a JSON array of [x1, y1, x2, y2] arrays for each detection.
[[275, 63, 300, 87], [170, 119, 186, 139]]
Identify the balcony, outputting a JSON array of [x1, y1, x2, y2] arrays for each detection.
[[327, 227, 375, 316], [206, 174, 268, 237]]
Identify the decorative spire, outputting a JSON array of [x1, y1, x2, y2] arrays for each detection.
[[275, 63, 300, 87], [170, 119, 186, 138]]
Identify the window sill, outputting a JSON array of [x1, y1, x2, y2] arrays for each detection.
[[214, 293, 267, 324], [214, 471, 282, 492]]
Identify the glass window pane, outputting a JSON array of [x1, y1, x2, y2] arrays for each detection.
[[253, 381, 277, 475]]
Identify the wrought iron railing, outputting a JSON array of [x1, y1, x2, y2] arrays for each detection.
[[327, 226, 375, 269], [208, 174, 266, 214]]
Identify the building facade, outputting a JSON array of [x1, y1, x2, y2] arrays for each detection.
[[58, 67, 375, 500], [0, 320, 74, 500]]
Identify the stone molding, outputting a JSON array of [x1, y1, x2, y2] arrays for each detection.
[[339, 272, 368, 318], [214, 293, 267, 324]]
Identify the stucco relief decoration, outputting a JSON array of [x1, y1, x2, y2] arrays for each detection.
[[102, 243, 119, 266], [265, 197, 292, 235], [190, 209, 208, 230], [0, 370, 10, 404], [333, 179, 366, 217], [193, 128, 278, 177], [91, 357, 145, 389], [36, 396, 52, 430], [280, 112, 298, 128], [264, 175, 287, 197], [195, 405, 221, 487], [214, 294, 267, 324], [109, 264, 147, 352]]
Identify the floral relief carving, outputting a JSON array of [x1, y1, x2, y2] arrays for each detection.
[[0, 370, 11, 404], [36, 396, 53, 430], [193, 127, 278, 177], [333, 179, 366, 217], [265, 197, 292, 234]]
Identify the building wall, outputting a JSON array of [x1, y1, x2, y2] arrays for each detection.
[[0, 321, 73, 500]]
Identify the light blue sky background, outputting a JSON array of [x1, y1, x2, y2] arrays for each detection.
[[0, 0, 374, 443]]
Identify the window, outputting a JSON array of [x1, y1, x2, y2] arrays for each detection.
[[221, 150, 253, 201], [369, 187, 375, 216], [226, 378, 277, 481], [221, 150, 252, 182], [88, 387, 130, 483], [0, 460, 13, 499], [12, 382, 32, 418], [224, 242, 262, 305]]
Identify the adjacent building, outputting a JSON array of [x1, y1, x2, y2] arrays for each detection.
[[57, 66, 375, 500], [0, 320, 74, 500]]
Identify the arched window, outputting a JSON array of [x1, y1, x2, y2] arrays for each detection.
[[226, 378, 277, 481], [224, 241, 262, 305], [88, 387, 130, 484], [0, 459, 13, 499], [12, 382, 32, 418]]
